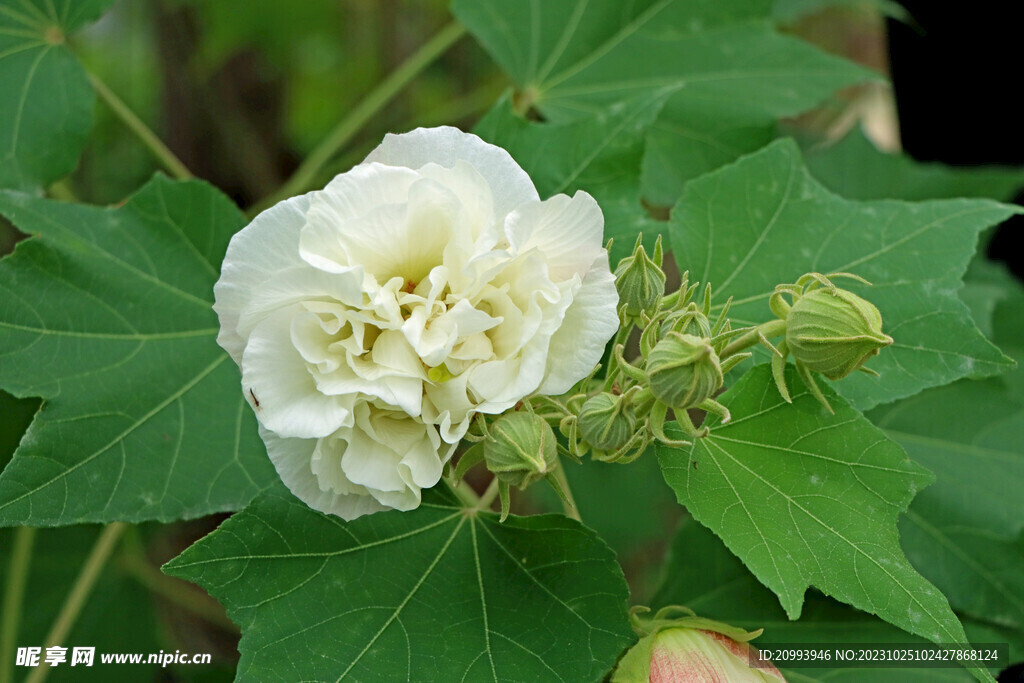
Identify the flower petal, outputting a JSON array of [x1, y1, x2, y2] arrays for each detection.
[[214, 193, 309, 362], [364, 126, 539, 219], [537, 252, 620, 396], [241, 306, 357, 438], [505, 191, 605, 281], [261, 426, 388, 521], [214, 192, 368, 365]]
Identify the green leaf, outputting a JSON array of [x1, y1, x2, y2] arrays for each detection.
[[654, 520, 1004, 682], [805, 129, 1024, 202], [864, 262, 1024, 631], [474, 92, 667, 264], [164, 488, 633, 682], [656, 365, 985, 677], [642, 116, 777, 207], [869, 379, 1024, 630], [453, 0, 877, 206], [0, 0, 115, 190], [0, 176, 276, 526], [670, 138, 1020, 410]]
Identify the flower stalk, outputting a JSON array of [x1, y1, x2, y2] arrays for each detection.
[[252, 20, 467, 215], [25, 523, 127, 683], [0, 527, 36, 683], [86, 71, 193, 181]]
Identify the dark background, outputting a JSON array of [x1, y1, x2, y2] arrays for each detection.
[[890, 1, 1023, 278]]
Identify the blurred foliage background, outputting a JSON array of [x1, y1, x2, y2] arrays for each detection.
[[71, 0, 502, 208]]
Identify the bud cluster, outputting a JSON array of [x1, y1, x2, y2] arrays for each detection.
[[447, 249, 894, 522]]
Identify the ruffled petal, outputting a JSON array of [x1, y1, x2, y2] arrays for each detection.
[[504, 191, 605, 282], [214, 193, 309, 362], [261, 426, 387, 521], [537, 252, 620, 396], [241, 306, 357, 438], [364, 126, 539, 219]]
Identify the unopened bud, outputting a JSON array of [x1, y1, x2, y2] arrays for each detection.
[[647, 332, 723, 409], [613, 613, 784, 683], [615, 235, 666, 320], [786, 287, 893, 380], [484, 412, 557, 489], [578, 393, 637, 452], [660, 305, 712, 338]]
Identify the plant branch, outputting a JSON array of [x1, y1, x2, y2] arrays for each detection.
[[475, 477, 500, 511], [117, 545, 238, 633], [0, 527, 36, 683], [445, 477, 481, 508], [24, 523, 127, 683], [720, 319, 786, 359], [251, 20, 466, 216], [86, 71, 193, 181], [551, 461, 581, 521]]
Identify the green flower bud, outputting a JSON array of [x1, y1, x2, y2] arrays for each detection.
[[660, 306, 712, 339], [578, 393, 637, 452], [615, 235, 666, 319], [647, 332, 723, 409], [483, 412, 558, 489], [786, 288, 893, 380]]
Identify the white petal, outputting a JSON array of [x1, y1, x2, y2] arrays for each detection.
[[297, 163, 419, 276], [504, 191, 605, 281], [422, 373, 476, 443], [214, 193, 310, 362], [341, 404, 444, 511], [304, 176, 463, 286], [241, 306, 356, 438], [363, 126, 539, 219], [537, 252, 620, 396], [260, 426, 387, 521], [320, 162, 420, 222]]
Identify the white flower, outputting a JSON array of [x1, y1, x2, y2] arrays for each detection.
[[214, 126, 619, 520]]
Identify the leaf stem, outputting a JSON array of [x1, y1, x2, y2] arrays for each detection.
[[603, 323, 632, 392], [86, 71, 193, 181], [551, 461, 581, 521], [250, 20, 466, 216], [446, 478, 481, 508], [24, 523, 127, 683], [475, 477, 500, 511], [118, 531, 238, 633], [720, 319, 786, 359], [0, 527, 36, 683]]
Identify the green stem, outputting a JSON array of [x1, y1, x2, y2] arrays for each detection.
[[251, 20, 467, 216], [475, 477, 500, 511], [603, 324, 632, 392], [720, 319, 786, 359], [87, 72, 192, 181], [118, 554, 238, 633], [1, 527, 36, 683], [24, 523, 127, 683], [551, 461, 581, 521], [445, 478, 481, 508]]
